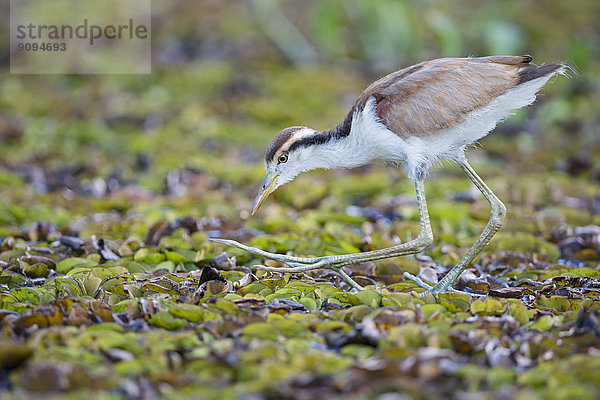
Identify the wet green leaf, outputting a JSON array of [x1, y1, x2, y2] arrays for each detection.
[[508, 301, 529, 325], [211, 299, 240, 314], [314, 320, 352, 333], [471, 298, 506, 316], [149, 310, 187, 330], [420, 303, 447, 318], [237, 282, 270, 296], [56, 258, 98, 274], [298, 297, 318, 310], [537, 295, 572, 312], [242, 322, 281, 340], [170, 304, 206, 322], [134, 248, 166, 264], [528, 315, 559, 331], [23, 263, 51, 279], [269, 316, 310, 338], [354, 290, 382, 307]]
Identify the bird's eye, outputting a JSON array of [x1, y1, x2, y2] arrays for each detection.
[[278, 154, 288, 164]]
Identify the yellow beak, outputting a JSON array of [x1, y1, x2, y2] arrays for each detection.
[[251, 171, 279, 215]]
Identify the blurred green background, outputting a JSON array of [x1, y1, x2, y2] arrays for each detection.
[[0, 0, 598, 250]]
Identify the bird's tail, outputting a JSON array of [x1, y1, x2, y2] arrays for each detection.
[[518, 61, 577, 84]]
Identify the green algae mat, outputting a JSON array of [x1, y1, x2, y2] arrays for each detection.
[[1, 210, 600, 399]]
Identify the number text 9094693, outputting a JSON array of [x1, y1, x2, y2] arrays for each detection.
[[17, 42, 67, 51]]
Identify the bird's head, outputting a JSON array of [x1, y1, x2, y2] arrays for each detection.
[[252, 126, 322, 214]]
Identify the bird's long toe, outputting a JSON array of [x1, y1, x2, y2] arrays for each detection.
[[256, 264, 309, 273], [210, 238, 319, 263], [208, 238, 261, 254], [428, 283, 485, 297], [403, 272, 434, 289]]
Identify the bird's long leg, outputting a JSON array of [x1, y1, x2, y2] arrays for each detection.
[[211, 181, 433, 290], [425, 159, 506, 294], [294, 180, 434, 267]]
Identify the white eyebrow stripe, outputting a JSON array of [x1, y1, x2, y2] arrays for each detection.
[[279, 128, 317, 153]]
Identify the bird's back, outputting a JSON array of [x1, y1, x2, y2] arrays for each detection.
[[358, 56, 566, 140]]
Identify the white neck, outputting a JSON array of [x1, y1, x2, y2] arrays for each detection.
[[298, 136, 368, 170], [278, 97, 409, 189], [309, 97, 406, 170]]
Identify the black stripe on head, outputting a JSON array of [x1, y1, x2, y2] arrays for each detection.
[[287, 108, 354, 153], [265, 126, 304, 163], [286, 130, 333, 155]]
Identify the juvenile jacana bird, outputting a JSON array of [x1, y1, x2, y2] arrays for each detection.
[[213, 55, 570, 293]]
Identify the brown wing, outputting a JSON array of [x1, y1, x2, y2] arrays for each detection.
[[360, 56, 534, 138]]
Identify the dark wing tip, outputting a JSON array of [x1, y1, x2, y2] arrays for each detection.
[[517, 62, 567, 84]]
